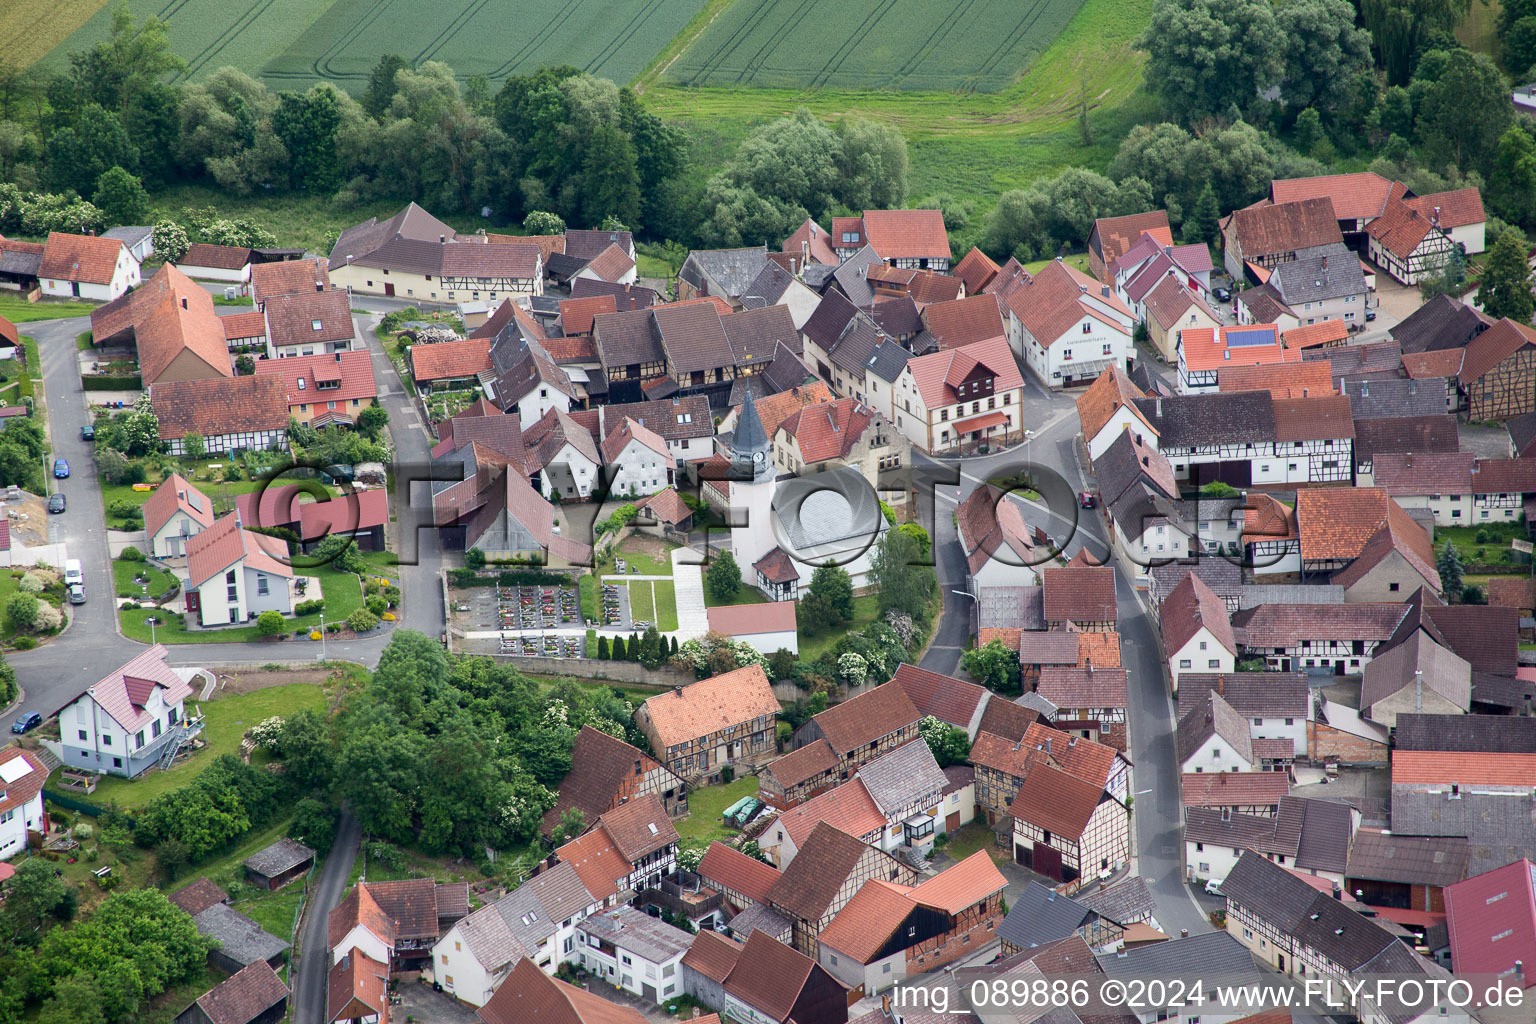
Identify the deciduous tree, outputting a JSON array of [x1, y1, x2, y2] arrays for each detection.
[[1478, 229, 1536, 323], [1138, 0, 1284, 125]]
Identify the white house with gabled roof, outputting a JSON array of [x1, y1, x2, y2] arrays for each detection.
[[180, 512, 296, 627], [602, 416, 676, 498], [143, 473, 214, 558], [0, 746, 46, 860], [53, 645, 203, 777]]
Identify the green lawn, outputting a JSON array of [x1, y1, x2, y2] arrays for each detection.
[[118, 564, 364, 644], [100, 461, 343, 528], [629, 580, 657, 624], [654, 580, 678, 631], [1436, 521, 1529, 570], [579, 573, 599, 623], [705, 585, 765, 608], [0, 295, 98, 323], [81, 686, 326, 809], [798, 594, 879, 664], [675, 775, 759, 853], [602, 537, 678, 577], [112, 557, 178, 599], [636, 253, 673, 281], [940, 822, 999, 863]]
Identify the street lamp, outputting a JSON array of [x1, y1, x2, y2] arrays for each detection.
[[319, 612, 326, 661], [147, 616, 158, 645], [345, 255, 353, 299]]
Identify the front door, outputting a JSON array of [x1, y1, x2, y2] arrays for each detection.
[[946, 811, 960, 832], [185, 590, 200, 615], [384, 283, 395, 297], [1032, 843, 1065, 880]]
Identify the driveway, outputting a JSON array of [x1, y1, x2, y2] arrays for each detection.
[[292, 810, 360, 1024]]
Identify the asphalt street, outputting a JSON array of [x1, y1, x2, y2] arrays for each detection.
[[292, 809, 360, 1024]]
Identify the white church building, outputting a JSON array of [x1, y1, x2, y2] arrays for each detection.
[[720, 385, 887, 601]]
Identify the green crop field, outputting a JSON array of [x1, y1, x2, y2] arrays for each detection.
[[35, 0, 711, 90], [665, 0, 1086, 92]]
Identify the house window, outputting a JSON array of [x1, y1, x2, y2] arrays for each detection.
[[78, 730, 87, 740], [102, 734, 111, 746], [1179, 659, 1192, 669], [152, 720, 161, 738], [226, 570, 237, 584], [311, 319, 323, 331], [940, 410, 949, 421]]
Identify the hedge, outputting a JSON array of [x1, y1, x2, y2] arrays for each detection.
[[82, 374, 143, 391], [447, 568, 574, 588]]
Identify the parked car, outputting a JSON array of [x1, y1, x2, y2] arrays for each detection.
[[1365, 310, 1377, 322], [1205, 878, 1225, 896], [47, 493, 65, 513], [80, 423, 95, 441], [1079, 490, 1098, 509], [1213, 286, 1232, 303], [68, 583, 85, 605], [10, 711, 41, 734], [52, 458, 69, 478]]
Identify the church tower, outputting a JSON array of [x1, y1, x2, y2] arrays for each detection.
[[727, 381, 778, 585]]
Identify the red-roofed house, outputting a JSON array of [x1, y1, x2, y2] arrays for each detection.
[[1365, 183, 1458, 286], [1002, 260, 1136, 388], [40, 231, 139, 300], [0, 746, 47, 860], [409, 338, 492, 392], [1160, 572, 1238, 690], [144, 473, 216, 558], [894, 336, 1025, 454], [771, 398, 907, 494], [54, 644, 201, 778], [816, 850, 1008, 993], [600, 417, 674, 497], [838, 210, 951, 270], [1011, 762, 1130, 888], [705, 601, 798, 655], [181, 512, 296, 627], [1177, 324, 1296, 394], [1443, 860, 1536, 988], [253, 350, 378, 426], [327, 949, 389, 1024]]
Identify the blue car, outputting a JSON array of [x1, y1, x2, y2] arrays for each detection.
[[53, 458, 69, 478], [10, 711, 41, 734]]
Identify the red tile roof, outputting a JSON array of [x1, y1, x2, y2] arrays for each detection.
[[907, 848, 1008, 913], [954, 246, 1001, 294], [262, 289, 355, 349], [706, 601, 797, 637], [1217, 361, 1334, 398], [776, 398, 873, 463], [1076, 366, 1155, 441], [1392, 751, 1536, 786], [326, 950, 388, 1024], [906, 335, 1024, 411], [559, 295, 617, 335], [221, 311, 268, 341], [1036, 665, 1129, 709], [64, 644, 191, 733], [889, 665, 988, 730], [1225, 197, 1343, 257], [409, 337, 491, 382], [810, 683, 920, 755], [816, 879, 915, 961], [1181, 771, 1291, 808], [749, 382, 833, 440], [1144, 275, 1219, 333], [143, 473, 214, 541], [639, 665, 781, 749], [197, 961, 288, 1024], [581, 243, 636, 283], [250, 258, 330, 306], [299, 489, 389, 543], [480, 957, 650, 1024], [150, 374, 289, 441], [1181, 324, 1297, 372], [41, 231, 126, 284], [0, 746, 46, 819], [1271, 172, 1395, 222], [698, 841, 781, 905], [114, 264, 233, 385], [327, 884, 395, 949], [1282, 319, 1351, 350], [1296, 487, 1393, 561], [861, 209, 951, 261], [185, 512, 293, 590], [180, 243, 251, 272], [1271, 394, 1354, 441], [1460, 318, 1536, 385], [922, 294, 1006, 350], [555, 828, 633, 902], [1405, 188, 1485, 229], [1443, 859, 1536, 985], [783, 218, 838, 265], [1092, 212, 1173, 274], [1009, 763, 1106, 840], [254, 349, 377, 407], [775, 778, 886, 848], [762, 738, 839, 790], [1004, 260, 1132, 346], [169, 877, 229, 917]]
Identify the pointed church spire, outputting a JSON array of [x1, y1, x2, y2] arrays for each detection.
[[733, 379, 769, 459]]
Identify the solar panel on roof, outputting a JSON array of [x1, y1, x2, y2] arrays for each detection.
[[1226, 328, 1278, 348]]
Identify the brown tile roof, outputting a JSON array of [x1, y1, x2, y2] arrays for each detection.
[[1042, 566, 1116, 623], [976, 626, 1021, 652], [1231, 602, 1408, 647], [363, 877, 446, 940], [541, 724, 670, 835], [409, 337, 491, 382], [1009, 763, 1106, 840], [954, 246, 1001, 293], [440, 239, 541, 280], [1177, 689, 1254, 766], [480, 956, 649, 1024], [782, 218, 838, 266], [635, 487, 691, 526], [1004, 260, 1132, 347], [861, 209, 951, 260], [326, 950, 387, 1024], [180, 243, 252, 272], [1225, 197, 1342, 258], [1271, 172, 1396, 222], [921, 294, 1006, 350], [774, 778, 887, 849], [810, 683, 920, 756], [1145, 275, 1219, 333], [682, 929, 743, 983], [976, 695, 1043, 742], [639, 665, 781, 749], [488, 231, 565, 263], [1016, 631, 1082, 666], [254, 349, 377, 408], [221, 310, 268, 341], [151, 375, 288, 441], [1330, 501, 1440, 593], [652, 301, 733, 374], [1181, 772, 1291, 808], [196, 960, 287, 1024], [580, 243, 635, 283], [1272, 395, 1354, 441], [1076, 366, 1155, 442], [1092, 211, 1172, 274], [770, 821, 885, 919], [1037, 665, 1128, 709], [1282, 319, 1351, 350], [889, 665, 989, 730], [595, 793, 677, 862], [1242, 492, 1298, 543], [698, 841, 780, 905], [41, 231, 127, 284], [169, 876, 229, 917], [721, 304, 800, 369], [728, 929, 840, 1020], [250, 258, 330, 305], [763, 738, 839, 790], [262, 289, 355, 349], [1296, 487, 1392, 561], [1487, 577, 1536, 612], [1217, 361, 1334, 398], [1076, 631, 1121, 669], [1459, 317, 1536, 385], [1402, 347, 1465, 379]]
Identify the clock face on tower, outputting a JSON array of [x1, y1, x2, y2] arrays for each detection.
[[753, 451, 764, 464]]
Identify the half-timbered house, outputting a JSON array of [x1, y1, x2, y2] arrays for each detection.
[[790, 683, 921, 779], [767, 822, 919, 957], [1010, 763, 1131, 889], [634, 666, 782, 781]]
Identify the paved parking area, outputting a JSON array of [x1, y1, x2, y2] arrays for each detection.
[[395, 981, 479, 1023]]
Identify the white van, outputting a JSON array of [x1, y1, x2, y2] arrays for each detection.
[[64, 559, 83, 586]]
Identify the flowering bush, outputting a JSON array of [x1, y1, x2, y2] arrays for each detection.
[[838, 652, 868, 684], [249, 716, 285, 752]]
